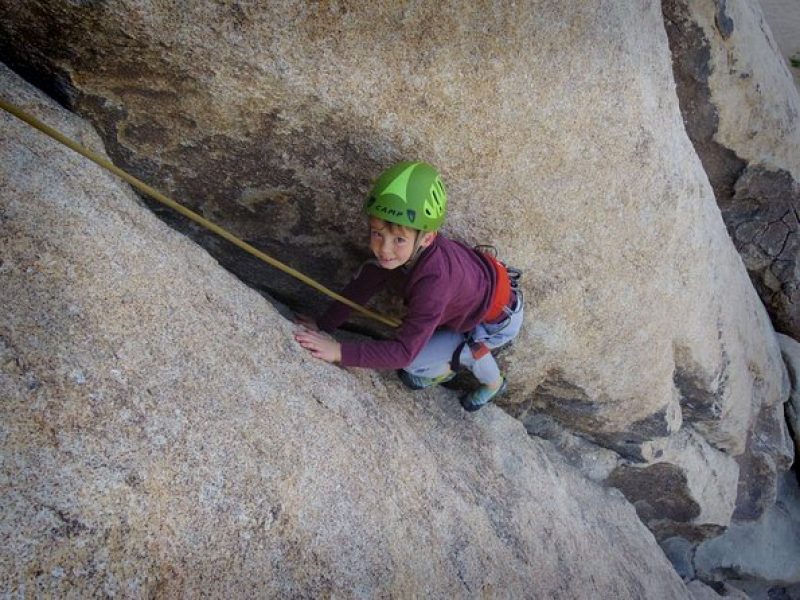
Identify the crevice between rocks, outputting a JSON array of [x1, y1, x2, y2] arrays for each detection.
[[661, 0, 800, 340], [4, 23, 798, 593]]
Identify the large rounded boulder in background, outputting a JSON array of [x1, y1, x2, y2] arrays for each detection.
[[0, 0, 792, 540]]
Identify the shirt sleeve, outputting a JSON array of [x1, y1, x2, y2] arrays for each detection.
[[316, 262, 388, 333], [339, 273, 448, 369]]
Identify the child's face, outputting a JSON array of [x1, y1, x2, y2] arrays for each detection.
[[368, 217, 435, 269]]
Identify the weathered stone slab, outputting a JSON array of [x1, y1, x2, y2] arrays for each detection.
[[778, 332, 800, 452], [759, 0, 800, 90], [606, 428, 739, 540], [0, 61, 692, 599], [662, 0, 800, 337], [694, 472, 800, 590], [0, 0, 788, 539], [732, 402, 794, 521], [687, 580, 749, 599]]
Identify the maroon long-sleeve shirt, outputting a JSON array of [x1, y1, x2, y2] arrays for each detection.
[[317, 235, 496, 369]]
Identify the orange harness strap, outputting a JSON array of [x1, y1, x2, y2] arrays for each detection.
[[482, 253, 513, 323]]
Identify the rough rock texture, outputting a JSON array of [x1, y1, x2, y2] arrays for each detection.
[[0, 63, 693, 598], [687, 580, 749, 600], [606, 429, 741, 540], [778, 333, 800, 451], [662, 0, 800, 337], [722, 167, 800, 339], [731, 399, 794, 521], [662, 536, 697, 581], [671, 329, 800, 599], [687, 580, 722, 599], [510, 409, 622, 483], [0, 1, 790, 538], [694, 472, 800, 597], [759, 0, 800, 90]]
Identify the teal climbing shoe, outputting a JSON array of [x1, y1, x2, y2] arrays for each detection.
[[398, 369, 457, 390], [461, 378, 507, 412]]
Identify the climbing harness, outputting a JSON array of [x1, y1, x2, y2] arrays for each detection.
[[0, 96, 402, 329], [475, 244, 524, 326], [452, 246, 524, 370]]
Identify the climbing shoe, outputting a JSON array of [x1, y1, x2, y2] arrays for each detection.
[[460, 378, 507, 412], [398, 369, 457, 390]]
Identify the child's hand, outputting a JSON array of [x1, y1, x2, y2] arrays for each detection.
[[293, 313, 320, 331], [294, 328, 342, 363]]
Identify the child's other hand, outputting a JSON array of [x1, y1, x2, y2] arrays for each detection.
[[293, 313, 320, 331], [294, 328, 342, 363]]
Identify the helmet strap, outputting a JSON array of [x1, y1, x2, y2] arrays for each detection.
[[402, 230, 432, 269]]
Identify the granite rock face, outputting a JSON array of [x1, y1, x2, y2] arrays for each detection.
[[661, 334, 800, 599], [0, 64, 693, 598], [662, 0, 800, 338], [694, 471, 800, 597], [723, 167, 800, 338], [757, 0, 800, 91], [778, 333, 800, 452], [0, 1, 790, 540]]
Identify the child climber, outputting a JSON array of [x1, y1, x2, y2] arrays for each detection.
[[294, 161, 524, 411]]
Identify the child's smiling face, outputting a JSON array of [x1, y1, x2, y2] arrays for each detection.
[[368, 217, 435, 269]]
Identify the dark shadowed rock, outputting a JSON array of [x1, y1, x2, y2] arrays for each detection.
[[662, 0, 747, 202], [733, 402, 794, 521], [0, 60, 693, 599], [661, 536, 697, 581], [695, 472, 800, 593], [724, 167, 800, 337], [662, 0, 800, 338], [608, 463, 702, 523], [0, 0, 790, 550], [778, 333, 800, 450]]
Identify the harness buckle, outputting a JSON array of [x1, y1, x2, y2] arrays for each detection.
[[507, 267, 523, 287]]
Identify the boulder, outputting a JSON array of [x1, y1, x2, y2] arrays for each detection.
[[778, 333, 800, 451], [508, 409, 621, 483], [0, 61, 692, 598], [663, 536, 697, 581], [0, 0, 789, 536], [694, 471, 800, 594], [662, 0, 800, 337], [606, 429, 740, 541], [722, 167, 800, 338], [731, 401, 794, 521], [758, 0, 800, 91], [687, 580, 750, 599]]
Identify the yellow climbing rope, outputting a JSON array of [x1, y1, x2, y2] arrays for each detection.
[[0, 96, 401, 329]]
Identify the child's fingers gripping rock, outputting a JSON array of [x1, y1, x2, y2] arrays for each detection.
[[294, 329, 342, 364]]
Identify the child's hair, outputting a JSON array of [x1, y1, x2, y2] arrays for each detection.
[[369, 216, 420, 239]]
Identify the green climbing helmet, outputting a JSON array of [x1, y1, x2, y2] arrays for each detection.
[[365, 161, 447, 232]]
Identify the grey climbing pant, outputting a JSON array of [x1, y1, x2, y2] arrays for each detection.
[[403, 294, 524, 385]]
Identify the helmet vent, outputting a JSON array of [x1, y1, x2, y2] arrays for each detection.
[[365, 161, 446, 230]]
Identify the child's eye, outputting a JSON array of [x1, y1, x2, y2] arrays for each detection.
[[395, 237, 407, 245]]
